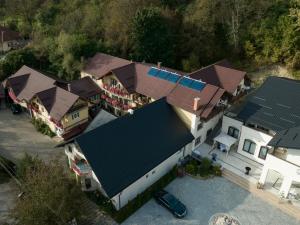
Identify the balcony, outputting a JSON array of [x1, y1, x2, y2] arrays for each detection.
[[101, 93, 133, 111], [72, 158, 91, 176], [101, 83, 131, 100]]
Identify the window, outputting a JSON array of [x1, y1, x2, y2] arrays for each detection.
[[68, 145, 72, 153], [197, 122, 203, 131], [71, 111, 80, 120], [111, 78, 118, 86], [258, 146, 268, 160], [228, 126, 239, 139], [146, 174, 149, 178], [195, 136, 201, 146], [152, 170, 156, 175], [243, 139, 256, 154]]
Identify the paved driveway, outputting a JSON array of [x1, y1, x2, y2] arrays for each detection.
[[0, 107, 64, 163], [123, 176, 300, 225]]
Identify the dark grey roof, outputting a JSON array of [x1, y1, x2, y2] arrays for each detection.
[[75, 98, 194, 197], [268, 126, 300, 150], [235, 76, 300, 132]]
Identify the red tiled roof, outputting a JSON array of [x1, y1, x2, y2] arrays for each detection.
[[189, 60, 246, 94]]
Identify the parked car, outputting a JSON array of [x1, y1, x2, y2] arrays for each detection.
[[10, 103, 22, 114], [154, 190, 187, 218]]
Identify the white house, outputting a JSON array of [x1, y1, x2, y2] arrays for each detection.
[[218, 76, 300, 198], [65, 99, 194, 210]]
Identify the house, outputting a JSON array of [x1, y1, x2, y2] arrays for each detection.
[[81, 54, 249, 118], [65, 98, 194, 210], [67, 76, 102, 116], [0, 26, 24, 53], [5, 65, 89, 139], [218, 76, 300, 198], [81, 53, 248, 147]]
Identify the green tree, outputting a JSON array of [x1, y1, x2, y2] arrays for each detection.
[[13, 155, 86, 225], [131, 7, 175, 66], [0, 48, 39, 81]]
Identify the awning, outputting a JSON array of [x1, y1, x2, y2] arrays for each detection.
[[213, 132, 237, 149]]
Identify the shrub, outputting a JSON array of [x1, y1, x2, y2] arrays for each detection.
[[199, 157, 212, 177], [185, 163, 198, 176], [31, 118, 55, 137], [212, 165, 222, 176]]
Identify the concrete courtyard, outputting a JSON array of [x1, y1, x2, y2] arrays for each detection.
[[123, 176, 300, 225], [0, 107, 64, 163]]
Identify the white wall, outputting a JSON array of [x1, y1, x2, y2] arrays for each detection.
[[110, 146, 186, 210], [221, 115, 243, 139], [286, 148, 300, 167], [237, 125, 273, 164], [191, 112, 223, 149]]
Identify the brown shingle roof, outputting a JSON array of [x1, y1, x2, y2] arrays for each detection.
[[8, 65, 57, 101], [0, 26, 21, 42], [83, 53, 132, 79], [189, 60, 246, 94], [134, 63, 180, 100], [69, 77, 101, 99], [111, 63, 136, 94], [36, 87, 79, 121], [166, 83, 225, 118]]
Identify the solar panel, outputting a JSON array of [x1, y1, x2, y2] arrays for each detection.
[[179, 77, 206, 91], [157, 70, 170, 79], [166, 74, 180, 83], [148, 67, 159, 77], [190, 81, 206, 91], [179, 77, 193, 87]]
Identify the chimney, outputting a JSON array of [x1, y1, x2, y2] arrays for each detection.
[[193, 97, 201, 111], [157, 62, 162, 68], [67, 83, 71, 92]]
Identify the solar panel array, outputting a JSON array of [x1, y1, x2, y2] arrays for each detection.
[[179, 77, 206, 91], [148, 67, 181, 83], [147, 67, 206, 91]]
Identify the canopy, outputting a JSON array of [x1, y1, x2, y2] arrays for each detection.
[[214, 132, 237, 149]]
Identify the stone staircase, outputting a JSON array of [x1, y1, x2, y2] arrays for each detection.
[[222, 168, 300, 221]]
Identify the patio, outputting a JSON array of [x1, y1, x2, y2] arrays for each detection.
[[193, 143, 262, 184]]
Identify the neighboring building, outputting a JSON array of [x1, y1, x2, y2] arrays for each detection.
[[219, 76, 300, 198], [65, 98, 194, 210], [0, 26, 24, 53], [81, 53, 249, 118], [5, 65, 89, 139], [68, 77, 102, 116]]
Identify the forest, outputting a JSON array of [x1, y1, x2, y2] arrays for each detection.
[[0, 0, 299, 81]]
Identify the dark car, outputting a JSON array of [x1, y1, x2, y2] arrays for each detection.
[[10, 103, 22, 114], [154, 190, 187, 218]]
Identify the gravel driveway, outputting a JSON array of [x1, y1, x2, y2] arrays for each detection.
[[0, 107, 64, 163], [122, 176, 300, 225]]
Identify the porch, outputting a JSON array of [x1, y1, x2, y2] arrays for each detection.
[[192, 143, 263, 185]]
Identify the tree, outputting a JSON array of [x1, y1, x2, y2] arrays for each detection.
[[131, 7, 175, 66], [13, 155, 86, 225], [0, 48, 39, 81]]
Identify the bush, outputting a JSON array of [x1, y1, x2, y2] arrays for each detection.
[[199, 157, 212, 177], [212, 165, 222, 176], [31, 118, 55, 137]]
